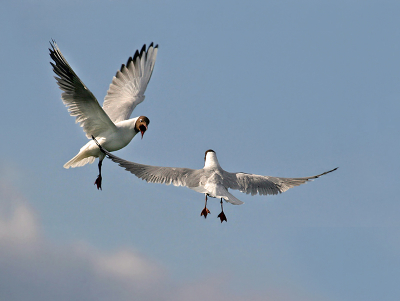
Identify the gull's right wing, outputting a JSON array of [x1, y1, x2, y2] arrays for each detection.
[[49, 40, 117, 138]]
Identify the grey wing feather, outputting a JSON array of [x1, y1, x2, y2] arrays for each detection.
[[223, 168, 338, 196], [49, 41, 116, 138], [102, 43, 158, 123], [100, 146, 199, 187]]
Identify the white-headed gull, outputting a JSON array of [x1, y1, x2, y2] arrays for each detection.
[[94, 140, 337, 222], [49, 40, 158, 189]]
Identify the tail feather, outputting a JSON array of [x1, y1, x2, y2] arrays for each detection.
[[223, 190, 244, 205], [64, 153, 95, 169], [208, 184, 245, 205]]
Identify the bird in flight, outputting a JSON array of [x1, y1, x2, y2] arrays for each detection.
[[49, 40, 158, 190], [93, 138, 337, 222]]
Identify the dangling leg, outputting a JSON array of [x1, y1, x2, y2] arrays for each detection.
[[94, 158, 103, 190], [217, 198, 227, 223], [200, 194, 211, 218]]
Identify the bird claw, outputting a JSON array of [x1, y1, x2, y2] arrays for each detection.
[[94, 175, 102, 190], [200, 207, 211, 218], [218, 211, 227, 223]]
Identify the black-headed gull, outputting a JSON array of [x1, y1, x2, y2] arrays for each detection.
[[49, 40, 158, 190], [93, 139, 337, 222]]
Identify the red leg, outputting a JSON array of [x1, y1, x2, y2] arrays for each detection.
[[200, 194, 211, 218]]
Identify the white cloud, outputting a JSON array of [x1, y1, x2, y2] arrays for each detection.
[[0, 203, 39, 243], [0, 182, 40, 244], [94, 249, 160, 281], [0, 182, 329, 301], [0, 182, 165, 301]]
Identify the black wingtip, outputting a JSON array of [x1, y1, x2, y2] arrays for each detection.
[[115, 42, 158, 77], [132, 49, 140, 61], [126, 56, 133, 66], [117, 43, 157, 74], [92, 135, 100, 146], [49, 39, 56, 54], [140, 44, 146, 55], [149, 42, 159, 49], [318, 167, 338, 178]]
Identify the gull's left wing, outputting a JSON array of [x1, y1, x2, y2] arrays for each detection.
[[222, 168, 338, 196], [102, 43, 158, 124]]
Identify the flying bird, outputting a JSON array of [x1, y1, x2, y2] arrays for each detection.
[[93, 139, 337, 222], [49, 40, 158, 190]]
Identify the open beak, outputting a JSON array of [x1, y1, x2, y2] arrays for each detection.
[[139, 124, 147, 139]]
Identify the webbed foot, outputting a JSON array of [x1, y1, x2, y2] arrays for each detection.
[[200, 207, 211, 218], [218, 211, 227, 223], [94, 175, 102, 190]]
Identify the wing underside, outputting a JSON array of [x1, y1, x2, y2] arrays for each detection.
[[224, 168, 337, 196], [98, 145, 200, 188], [49, 40, 116, 138], [102, 43, 158, 123]]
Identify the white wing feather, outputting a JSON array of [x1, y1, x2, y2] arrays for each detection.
[[49, 41, 117, 138], [223, 168, 338, 196], [100, 147, 200, 187], [102, 43, 158, 123]]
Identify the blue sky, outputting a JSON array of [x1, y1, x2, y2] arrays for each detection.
[[1, 0, 400, 300]]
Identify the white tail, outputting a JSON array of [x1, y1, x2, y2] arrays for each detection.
[[223, 190, 244, 205], [63, 153, 95, 169]]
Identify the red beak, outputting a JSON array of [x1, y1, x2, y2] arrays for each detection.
[[139, 124, 147, 139]]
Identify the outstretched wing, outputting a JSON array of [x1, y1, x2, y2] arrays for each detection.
[[97, 142, 200, 188], [49, 40, 116, 138], [222, 168, 337, 196], [102, 43, 158, 123]]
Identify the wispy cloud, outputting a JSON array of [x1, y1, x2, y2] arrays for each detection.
[[0, 182, 328, 301], [0, 182, 166, 301]]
